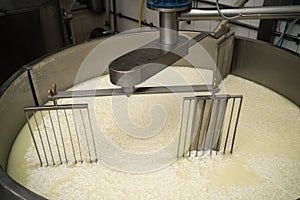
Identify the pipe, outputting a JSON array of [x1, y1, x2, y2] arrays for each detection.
[[138, 0, 144, 28], [105, 0, 111, 28], [178, 6, 300, 21], [213, 0, 248, 32], [159, 12, 178, 45], [112, 0, 118, 33]]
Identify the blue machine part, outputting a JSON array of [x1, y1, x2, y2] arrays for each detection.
[[147, 0, 190, 9]]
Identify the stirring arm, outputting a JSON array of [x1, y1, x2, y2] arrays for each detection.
[[108, 32, 209, 94]]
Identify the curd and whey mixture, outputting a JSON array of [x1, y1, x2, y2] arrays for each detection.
[[7, 67, 300, 199]]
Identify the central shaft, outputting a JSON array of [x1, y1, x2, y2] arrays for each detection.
[[108, 0, 192, 95], [159, 12, 178, 45], [147, 0, 191, 46]]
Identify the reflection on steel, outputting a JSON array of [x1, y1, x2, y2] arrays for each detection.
[[178, 6, 300, 21], [231, 37, 300, 107]]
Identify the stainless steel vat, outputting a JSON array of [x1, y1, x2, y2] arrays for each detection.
[[0, 34, 299, 199]]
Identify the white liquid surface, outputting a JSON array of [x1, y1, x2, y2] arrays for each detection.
[[7, 67, 300, 199]]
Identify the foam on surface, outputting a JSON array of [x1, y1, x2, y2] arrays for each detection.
[[7, 67, 300, 199]]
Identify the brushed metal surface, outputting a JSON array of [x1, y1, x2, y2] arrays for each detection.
[[0, 34, 299, 199], [0, 166, 46, 200], [0, 69, 35, 170], [28, 40, 102, 106], [178, 6, 300, 21], [231, 37, 300, 107]]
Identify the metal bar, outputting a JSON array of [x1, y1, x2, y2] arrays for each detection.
[[177, 99, 187, 158], [24, 104, 88, 111], [63, 110, 77, 163], [112, 0, 118, 33], [178, 6, 300, 21], [215, 98, 228, 154], [56, 110, 68, 163], [209, 99, 220, 155], [87, 109, 98, 162], [195, 99, 206, 156], [202, 99, 213, 156], [27, 70, 39, 106], [25, 112, 43, 166], [184, 94, 242, 101], [189, 98, 199, 156], [40, 111, 55, 165], [80, 109, 92, 162], [48, 85, 215, 100], [72, 109, 83, 163], [105, 0, 111, 27], [230, 97, 243, 154], [223, 98, 235, 154], [48, 110, 63, 165], [33, 113, 48, 166], [182, 100, 192, 157]]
